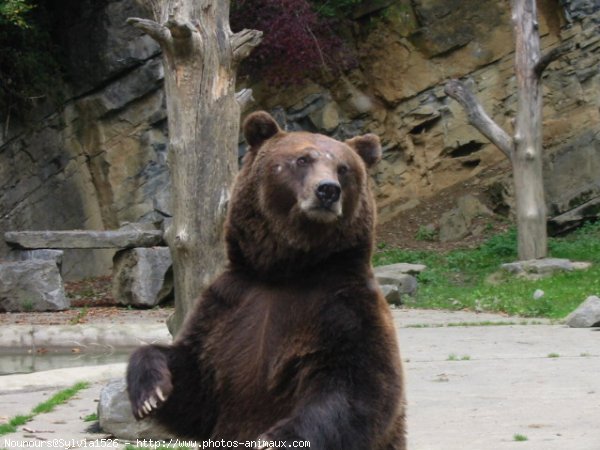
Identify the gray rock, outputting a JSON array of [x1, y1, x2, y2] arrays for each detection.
[[112, 247, 173, 307], [501, 259, 592, 280], [439, 195, 493, 242], [9, 249, 63, 271], [380, 284, 402, 305], [457, 194, 493, 222], [565, 296, 600, 328], [533, 289, 545, 300], [98, 378, 173, 440], [5, 229, 164, 249], [548, 196, 600, 234], [374, 264, 420, 298], [544, 130, 600, 220], [0, 260, 68, 312], [374, 262, 427, 276], [439, 209, 469, 242]]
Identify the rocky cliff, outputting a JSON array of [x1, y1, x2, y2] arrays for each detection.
[[251, 0, 600, 230], [0, 0, 168, 278], [1, 0, 598, 278]]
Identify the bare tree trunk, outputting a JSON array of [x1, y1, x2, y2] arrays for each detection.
[[128, 1, 262, 333], [445, 0, 572, 261], [511, 0, 546, 260]]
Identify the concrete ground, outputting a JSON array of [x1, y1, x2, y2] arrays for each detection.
[[1, 309, 599, 450]]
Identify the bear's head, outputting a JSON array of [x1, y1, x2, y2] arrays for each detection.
[[225, 111, 381, 277]]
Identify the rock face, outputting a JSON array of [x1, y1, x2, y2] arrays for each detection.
[[565, 296, 600, 328], [98, 378, 173, 440], [251, 0, 600, 229], [0, 260, 68, 312], [112, 247, 173, 307], [0, 0, 168, 280]]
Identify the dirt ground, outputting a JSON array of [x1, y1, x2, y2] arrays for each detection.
[[376, 166, 511, 251]]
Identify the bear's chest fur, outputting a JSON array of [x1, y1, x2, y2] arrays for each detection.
[[195, 270, 379, 436]]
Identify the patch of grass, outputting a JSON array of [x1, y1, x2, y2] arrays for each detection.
[[32, 382, 89, 414], [0, 415, 32, 435], [415, 225, 438, 242], [0, 382, 89, 437], [70, 307, 89, 325], [83, 412, 98, 422], [547, 353, 560, 358], [374, 223, 600, 318], [513, 434, 528, 441]]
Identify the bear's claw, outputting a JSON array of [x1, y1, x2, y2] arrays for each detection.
[[127, 346, 173, 420], [133, 384, 171, 419]]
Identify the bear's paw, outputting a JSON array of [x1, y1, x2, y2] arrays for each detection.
[[126, 345, 173, 420]]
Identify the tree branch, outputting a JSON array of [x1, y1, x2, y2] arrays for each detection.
[[235, 88, 255, 112], [165, 16, 196, 40], [231, 29, 263, 63], [534, 42, 574, 77], [126, 17, 171, 45], [444, 79, 514, 159]]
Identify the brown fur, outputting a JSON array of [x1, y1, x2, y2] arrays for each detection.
[[127, 112, 406, 449]]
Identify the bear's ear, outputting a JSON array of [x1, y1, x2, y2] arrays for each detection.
[[345, 134, 382, 168], [243, 111, 281, 149]]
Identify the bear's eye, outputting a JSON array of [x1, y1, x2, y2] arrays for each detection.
[[338, 165, 349, 176], [296, 156, 310, 166]]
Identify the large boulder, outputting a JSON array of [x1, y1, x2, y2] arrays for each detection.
[[439, 195, 493, 242], [565, 296, 600, 328], [0, 259, 68, 312], [98, 378, 173, 440], [374, 262, 426, 304], [112, 247, 173, 307]]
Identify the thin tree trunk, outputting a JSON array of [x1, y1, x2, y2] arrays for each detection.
[[511, 0, 547, 260], [128, 1, 262, 333]]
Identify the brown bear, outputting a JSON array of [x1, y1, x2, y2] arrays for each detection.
[[126, 111, 406, 449]]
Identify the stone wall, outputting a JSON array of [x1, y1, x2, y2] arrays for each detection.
[[1, 0, 598, 279], [0, 0, 170, 279]]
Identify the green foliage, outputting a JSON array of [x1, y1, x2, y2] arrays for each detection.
[[83, 413, 98, 422], [0, 415, 32, 435], [513, 434, 528, 442], [374, 223, 600, 319], [0, 0, 33, 27], [415, 225, 438, 242], [0, 0, 64, 117]]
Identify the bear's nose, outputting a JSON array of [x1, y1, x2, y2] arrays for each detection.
[[316, 181, 341, 207]]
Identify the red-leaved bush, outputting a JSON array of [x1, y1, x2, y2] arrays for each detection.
[[231, 0, 357, 86]]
